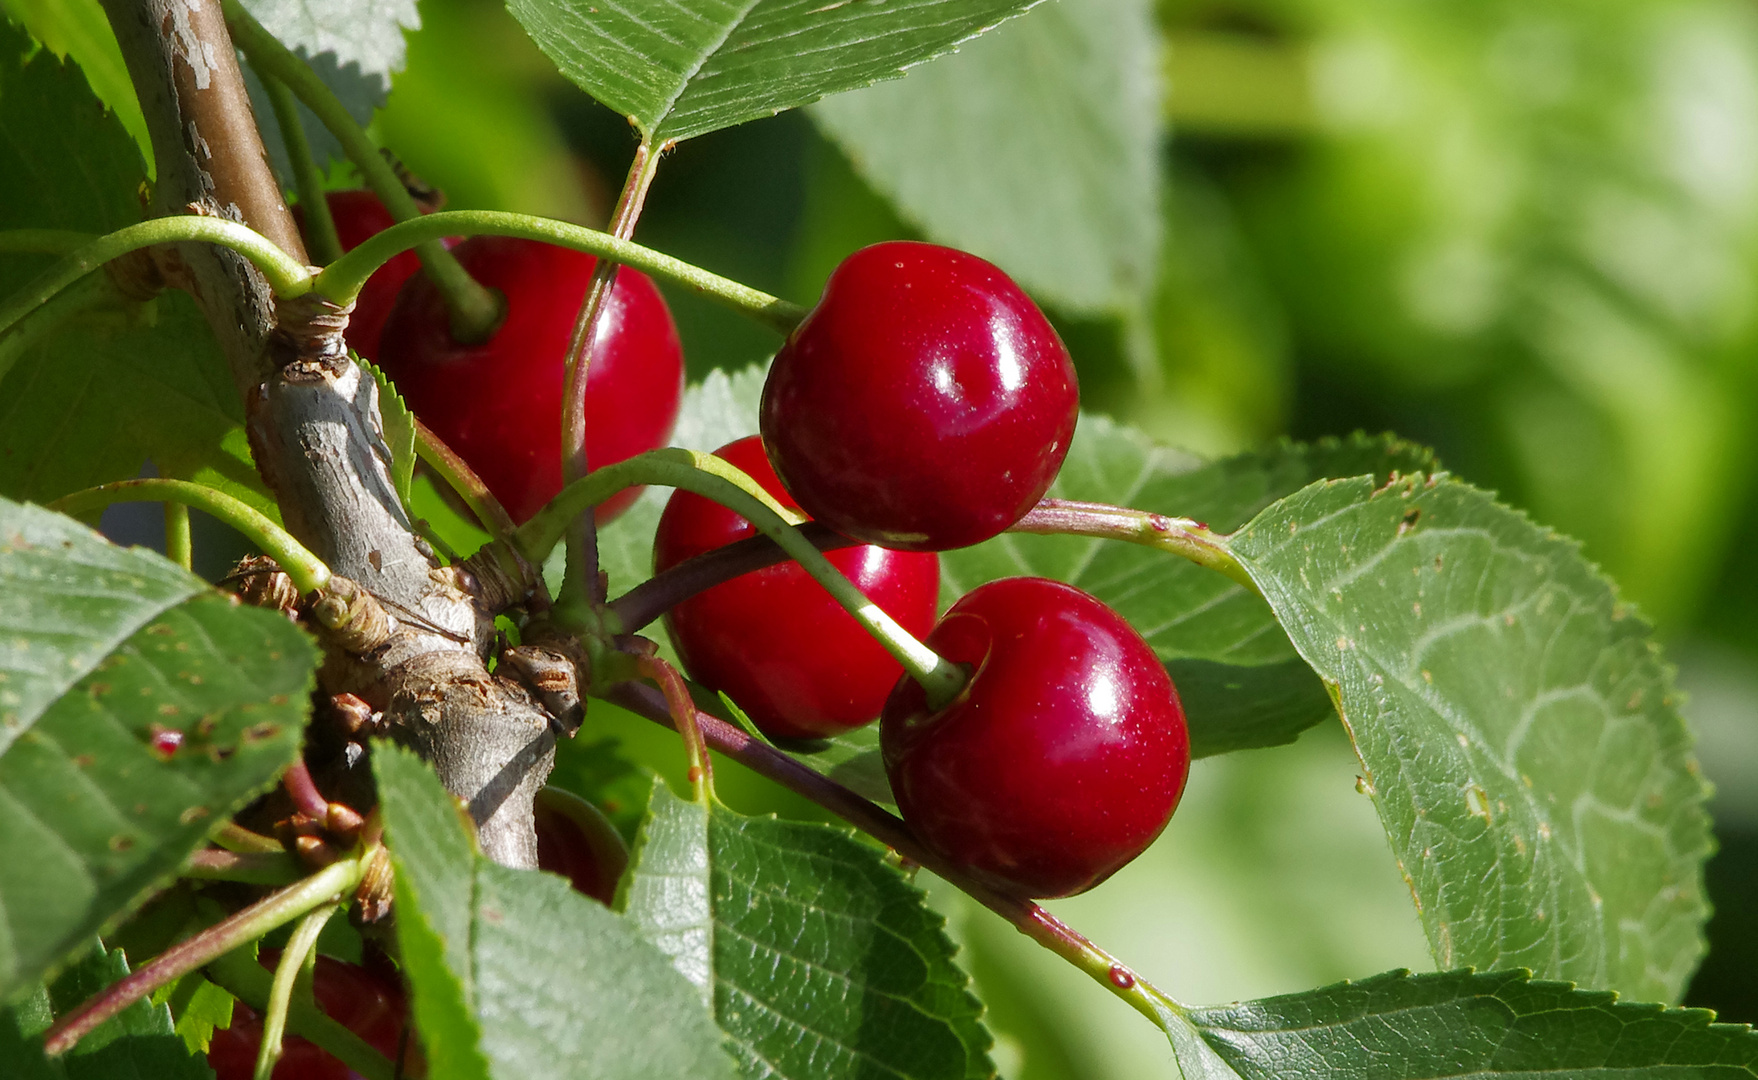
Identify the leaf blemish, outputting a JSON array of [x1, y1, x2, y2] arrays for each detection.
[[1466, 786, 1492, 824]]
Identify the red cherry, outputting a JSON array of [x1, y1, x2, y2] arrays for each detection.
[[653, 435, 940, 739], [760, 242, 1078, 552], [880, 577, 1189, 899], [533, 786, 629, 905], [292, 190, 424, 361], [206, 951, 408, 1080], [377, 236, 684, 524]]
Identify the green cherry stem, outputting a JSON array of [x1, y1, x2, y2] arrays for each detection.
[[313, 210, 807, 336], [183, 848, 304, 885], [163, 501, 193, 571], [1012, 499, 1258, 593], [519, 449, 965, 707], [257, 67, 343, 266], [43, 852, 367, 1056], [207, 946, 396, 1080], [221, 0, 502, 341], [254, 902, 339, 1080], [0, 217, 311, 338], [413, 417, 518, 541], [50, 479, 332, 594]]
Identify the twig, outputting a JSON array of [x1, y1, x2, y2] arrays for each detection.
[[608, 522, 856, 631], [1012, 499, 1253, 592]]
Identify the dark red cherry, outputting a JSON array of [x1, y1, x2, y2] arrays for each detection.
[[377, 235, 684, 524], [760, 241, 1078, 552], [533, 786, 629, 905], [293, 190, 423, 361], [653, 435, 940, 739], [206, 951, 408, 1080], [881, 577, 1189, 898]]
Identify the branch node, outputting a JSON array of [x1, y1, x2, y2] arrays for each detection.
[[269, 291, 353, 373], [310, 576, 394, 653]]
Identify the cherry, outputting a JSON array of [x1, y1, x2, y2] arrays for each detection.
[[292, 190, 424, 361], [377, 236, 684, 524], [653, 435, 940, 739], [760, 241, 1078, 552], [880, 577, 1189, 899], [533, 786, 629, 905], [206, 951, 408, 1080]]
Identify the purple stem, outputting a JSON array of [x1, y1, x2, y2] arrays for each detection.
[[607, 521, 855, 631]]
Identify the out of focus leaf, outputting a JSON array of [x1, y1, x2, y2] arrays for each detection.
[[812, 0, 1161, 314], [1230, 474, 1712, 1002]]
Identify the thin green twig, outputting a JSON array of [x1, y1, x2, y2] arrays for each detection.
[[257, 69, 342, 265], [50, 479, 331, 594], [254, 903, 338, 1080], [314, 210, 807, 335]]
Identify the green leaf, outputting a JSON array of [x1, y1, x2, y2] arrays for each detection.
[[48, 940, 212, 1080], [0, 984, 60, 1080], [1185, 967, 1758, 1080], [0, 290, 278, 518], [359, 357, 416, 511], [941, 421, 1434, 752], [622, 780, 995, 1080], [0, 18, 143, 299], [238, 0, 417, 86], [506, 0, 1045, 145], [1228, 475, 1712, 1003], [157, 972, 233, 1057], [374, 744, 733, 1080], [810, 0, 1161, 314], [0, 583, 314, 1003], [0, 497, 204, 750], [0, 0, 150, 163]]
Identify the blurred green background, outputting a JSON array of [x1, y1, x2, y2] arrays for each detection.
[[25, 0, 1758, 1071]]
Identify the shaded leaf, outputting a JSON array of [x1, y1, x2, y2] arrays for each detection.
[[0, 580, 313, 1003], [48, 940, 212, 1079], [0, 291, 277, 519], [1186, 967, 1758, 1080], [0, 18, 142, 300], [1229, 475, 1712, 1002], [507, 0, 1045, 145], [811, 0, 1161, 313], [622, 780, 994, 1080], [374, 744, 733, 1080], [0, 984, 60, 1079]]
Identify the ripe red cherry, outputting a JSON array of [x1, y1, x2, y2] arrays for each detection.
[[293, 190, 422, 361], [533, 786, 629, 905], [206, 951, 408, 1080], [653, 435, 940, 739], [760, 242, 1078, 552], [881, 577, 1189, 898], [377, 236, 684, 524]]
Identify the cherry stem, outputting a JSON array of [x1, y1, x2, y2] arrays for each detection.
[[0, 228, 96, 255], [43, 851, 368, 1056], [163, 501, 192, 571], [607, 681, 1189, 1028], [254, 902, 338, 1080], [1012, 499, 1256, 592], [48, 478, 332, 594], [282, 758, 332, 820], [256, 67, 342, 266], [560, 145, 664, 616], [206, 946, 398, 1080], [414, 417, 518, 541], [608, 521, 857, 632], [184, 848, 304, 885], [635, 652, 715, 801], [519, 449, 965, 707], [312, 210, 806, 336], [0, 217, 311, 338], [221, 0, 503, 342]]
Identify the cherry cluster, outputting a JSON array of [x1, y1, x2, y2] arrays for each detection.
[[320, 196, 1192, 896]]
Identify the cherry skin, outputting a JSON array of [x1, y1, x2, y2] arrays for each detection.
[[377, 235, 684, 524], [206, 951, 408, 1080], [292, 190, 423, 362], [880, 577, 1189, 899], [760, 241, 1078, 552], [653, 435, 940, 739], [533, 785, 630, 905]]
